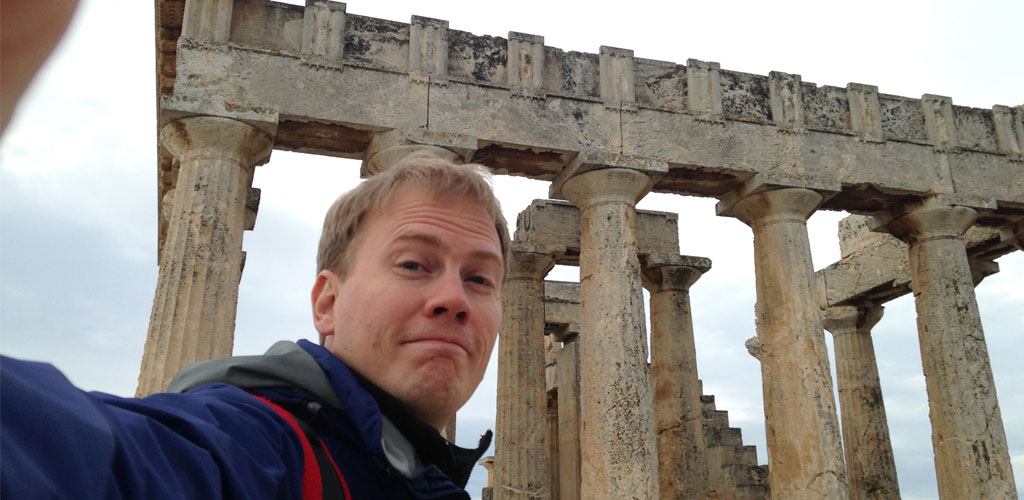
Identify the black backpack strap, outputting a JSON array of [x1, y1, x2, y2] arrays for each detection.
[[251, 395, 351, 500]]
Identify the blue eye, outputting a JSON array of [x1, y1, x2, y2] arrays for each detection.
[[400, 261, 423, 271], [467, 276, 491, 286]]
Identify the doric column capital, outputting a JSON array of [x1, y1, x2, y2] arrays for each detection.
[[822, 303, 884, 337], [549, 151, 666, 208], [729, 187, 823, 228], [506, 241, 562, 281], [640, 253, 712, 293], [362, 128, 477, 176], [559, 168, 653, 210], [877, 198, 978, 245], [716, 172, 838, 223], [159, 116, 274, 167]]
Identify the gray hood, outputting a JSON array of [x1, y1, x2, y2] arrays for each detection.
[[167, 340, 343, 409]]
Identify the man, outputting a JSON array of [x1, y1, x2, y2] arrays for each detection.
[[1, 153, 510, 499]]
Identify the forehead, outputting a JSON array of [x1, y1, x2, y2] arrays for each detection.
[[368, 186, 500, 247]]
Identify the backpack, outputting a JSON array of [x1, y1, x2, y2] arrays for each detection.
[[252, 395, 352, 500]]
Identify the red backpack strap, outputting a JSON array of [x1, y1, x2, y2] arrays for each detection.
[[252, 395, 323, 500], [251, 395, 351, 500], [308, 426, 352, 500]]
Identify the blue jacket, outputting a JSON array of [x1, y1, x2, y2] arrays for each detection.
[[1, 340, 489, 499]]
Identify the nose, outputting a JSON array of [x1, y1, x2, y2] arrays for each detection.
[[424, 271, 470, 324]]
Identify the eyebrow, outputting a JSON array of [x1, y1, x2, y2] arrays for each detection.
[[392, 230, 502, 267]]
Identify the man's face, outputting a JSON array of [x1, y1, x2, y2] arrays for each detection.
[[312, 186, 503, 429]]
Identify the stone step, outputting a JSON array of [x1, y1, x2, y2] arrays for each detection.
[[732, 445, 758, 465], [703, 409, 730, 429], [698, 391, 770, 499], [722, 463, 770, 488], [705, 442, 758, 469], [701, 393, 716, 410], [705, 425, 744, 447], [719, 464, 771, 500]]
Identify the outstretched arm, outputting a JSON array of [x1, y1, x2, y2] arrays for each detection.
[[1, 356, 304, 499]]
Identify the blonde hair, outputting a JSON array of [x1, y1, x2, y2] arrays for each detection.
[[317, 153, 510, 282]]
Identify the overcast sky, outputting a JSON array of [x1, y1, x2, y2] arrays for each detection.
[[1, 0, 1021, 498]]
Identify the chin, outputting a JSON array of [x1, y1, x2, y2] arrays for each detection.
[[400, 373, 463, 417]]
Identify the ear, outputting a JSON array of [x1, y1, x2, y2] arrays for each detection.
[[311, 270, 339, 339]]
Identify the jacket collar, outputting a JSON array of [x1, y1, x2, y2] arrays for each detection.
[[347, 367, 492, 487], [299, 340, 490, 487], [168, 340, 490, 488]]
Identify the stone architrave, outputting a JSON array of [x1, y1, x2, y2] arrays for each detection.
[[495, 242, 560, 500], [552, 159, 663, 500], [641, 253, 713, 500], [723, 186, 848, 499], [138, 116, 273, 396], [877, 197, 1017, 499], [823, 303, 900, 500]]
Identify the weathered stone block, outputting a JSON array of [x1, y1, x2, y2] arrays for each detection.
[[634, 58, 686, 112], [922, 94, 959, 152], [409, 15, 448, 83], [447, 30, 506, 86], [514, 199, 679, 265], [686, 58, 723, 120], [599, 46, 636, 111], [181, 0, 232, 43], [769, 71, 805, 132], [847, 83, 883, 142], [507, 32, 544, 99], [720, 70, 770, 124], [301, 0, 346, 70]]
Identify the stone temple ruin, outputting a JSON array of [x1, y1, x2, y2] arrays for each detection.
[[146, 0, 1022, 498]]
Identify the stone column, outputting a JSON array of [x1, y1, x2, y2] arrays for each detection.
[[641, 254, 713, 500], [495, 242, 558, 500], [879, 197, 1017, 499], [555, 165, 660, 500], [556, 340, 581, 500], [823, 303, 900, 500], [138, 116, 273, 396], [480, 456, 497, 500], [443, 413, 456, 443], [547, 391, 561, 500], [725, 187, 848, 498]]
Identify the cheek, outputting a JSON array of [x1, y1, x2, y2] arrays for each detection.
[[475, 303, 502, 356]]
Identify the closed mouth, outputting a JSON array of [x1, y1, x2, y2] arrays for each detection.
[[404, 337, 468, 354]]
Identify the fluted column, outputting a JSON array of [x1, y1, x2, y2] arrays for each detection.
[[641, 254, 712, 500], [558, 167, 660, 500], [728, 187, 848, 498], [138, 116, 273, 396], [880, 198, 1016, 499], [495, 242, 558, 500], [823, 303, 900, 500]]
